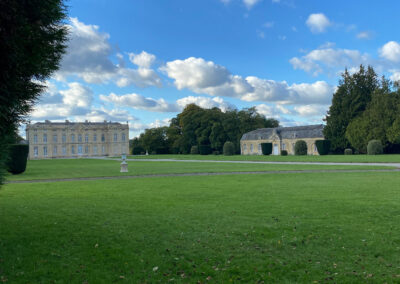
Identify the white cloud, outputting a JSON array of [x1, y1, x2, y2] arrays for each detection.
[[176, 96, 235, 112], [263, 21, 274, 28], [306, 13, 331, 33], [379, 41, 400, 63], [60, 82, 93, 108], [56, 18, 161, 88], [243, 0, 262, 9], [389, 70, 400, 82], [162, 57, 334, 105], [290, 47, 370, 76], [356, 31, 372, 40], [100, 93, 178, 112], [293, 104, 328, 117], [128, 51, 156, 68]]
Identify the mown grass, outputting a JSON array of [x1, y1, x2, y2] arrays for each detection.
[[125, 154, 400, 163], [5, 158, 393, 181], [1, 172, 400, 282]]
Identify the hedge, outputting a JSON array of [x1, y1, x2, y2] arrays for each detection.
[[190, 146, 199, 154], [367, 140, 383, 155], [6, 144, 29, 175], [344, 148, 353, 155], [315, 140, 331, 155], [261, 143, 272, 155], [294, 140, 307, 155], [132, 146, 145, 155], [223, 141, 235, 156], [199, 145, 212, 155], [281, 150, 288, 156]]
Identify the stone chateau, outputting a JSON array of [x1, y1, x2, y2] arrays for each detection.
[[240, 124, 324, 155], [26, 120, 129, 159]]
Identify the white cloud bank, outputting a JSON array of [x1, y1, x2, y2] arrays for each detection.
[[379, 41, 400, 63], [161, 57, 335, 105]]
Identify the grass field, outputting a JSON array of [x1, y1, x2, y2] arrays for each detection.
[[1, 171, 400, 283], [125, 154, 400, 163], [4, 159, 394, 182]]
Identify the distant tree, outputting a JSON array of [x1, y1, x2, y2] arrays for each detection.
[[324, 65, 379, 152], [141, 127, 170, 154], [0, 0, 68, 186]]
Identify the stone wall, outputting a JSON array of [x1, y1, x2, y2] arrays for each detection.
[[240, 137, 324, 155]]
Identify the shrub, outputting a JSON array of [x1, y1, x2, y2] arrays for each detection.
[[212, 151, 220, 155], [261, 143, 272, 155], [281, 150, 288, 156], [151, 151, 157, 155], [344, 148, 353, 155], [132, 146, 145, 155], [6, 144, 29, 175], [156, 147, 169, 154], [223, 141, 235, 156], [199, 145, 212, 155], [190, 146, 199, 154], [367, 140, 383, 155], [294, 140, 307, 155], [315, 140, 331, 155]]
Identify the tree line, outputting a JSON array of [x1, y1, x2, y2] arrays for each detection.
[[324, 65, 400, 154], [131, 104, 279, 154]]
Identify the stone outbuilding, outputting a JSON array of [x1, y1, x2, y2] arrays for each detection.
[[240, 124, 324, 155]]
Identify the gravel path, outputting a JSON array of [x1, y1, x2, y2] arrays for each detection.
[[7, 168, 400, 184], [100, 157, 400, 168]]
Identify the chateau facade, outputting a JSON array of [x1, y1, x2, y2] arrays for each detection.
[[240, 124, 324, 155], [26, 120, 129, 159]]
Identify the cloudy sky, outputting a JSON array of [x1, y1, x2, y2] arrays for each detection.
[[27, 0, 400, 138]]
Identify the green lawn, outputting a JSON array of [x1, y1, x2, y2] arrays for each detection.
[[1, 172, 400, 282], [125, 154, 400, 163], [5, 159, 393, 181]]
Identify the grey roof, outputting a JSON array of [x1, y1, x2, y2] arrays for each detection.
[[27, 120, 128, 128], [241, 124, 324, 141]]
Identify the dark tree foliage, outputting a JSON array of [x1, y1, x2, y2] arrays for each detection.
[[315, 140, 331, 155], [131, 104, 279, 155], [294, 140, 307, 155], [0, 0, 68, 185], [6, 144, 29, 174], [280, 150, 288, 156], [324, 65, 379, 153], [261, 143, 272, 155], [223, 141, 235, 156]]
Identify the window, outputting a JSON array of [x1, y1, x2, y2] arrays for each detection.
[[62, 134, 66, 143], [71, 145, 75, 154], [85, 134, 89, 143], [93, 146, 97, 154], [122, 133, 126, 141], [62, 146, 67, 155], [102, 146, 105, 154], [243, 144, 247, 151], [78, 145, 83, 154], [43, 134, 47, 143], [101, 134, 105, 142], [53, 135, 57, 143], [292, 143, 295, 153], [258, 144, 261, 153], [78, 134, 82, 142], [33, 134, 38, 143], [282, 143, 286, 150], [85, 145, 89, 154], [34, 147, 38, 157], [71, 134, 75, 143], [93, 134, 97, 142], [43, 146, 48, 156], [314, 144, 317, 153], [250, 144, 253, 153], [53, 146, 57, 155], [114, 133, 117, 142]]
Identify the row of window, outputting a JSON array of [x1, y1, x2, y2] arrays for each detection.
[[33, 145, 109, 157], [32, 133, 126, 143]]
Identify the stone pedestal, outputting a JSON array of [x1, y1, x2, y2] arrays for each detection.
[[120, 161, 128, 172]]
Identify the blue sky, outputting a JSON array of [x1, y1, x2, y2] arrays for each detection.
[[28, 0, 400, 137]]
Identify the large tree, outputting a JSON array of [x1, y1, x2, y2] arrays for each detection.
[[323, 65, 379, 152], [0, 0, 68, 185]]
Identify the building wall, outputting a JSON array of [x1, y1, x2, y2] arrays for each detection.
[[240, 137, 324, 155], [26, 121, 129, 159]]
